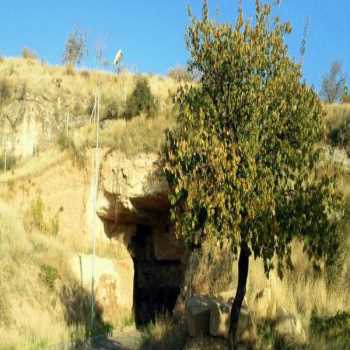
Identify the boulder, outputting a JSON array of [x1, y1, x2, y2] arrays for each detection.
[[186, 296, 215, 337], [210, 300, 231, 338], [69, 253, 134, 326]]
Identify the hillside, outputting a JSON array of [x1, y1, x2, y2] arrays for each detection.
[[2, 57, 350, 350]]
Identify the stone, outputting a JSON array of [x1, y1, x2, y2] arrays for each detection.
[[186, 295, 215, 337], [210, 300, 231, 338], [69, 253, 134, 327], [208, 298, 255, 345]]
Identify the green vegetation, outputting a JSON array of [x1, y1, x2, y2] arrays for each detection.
[[124, 77, 159, 119], [26, 195, 60, 236], [310, 312, 350, 347], [162, 1, 344, 347], [39, 264, 59, 290]]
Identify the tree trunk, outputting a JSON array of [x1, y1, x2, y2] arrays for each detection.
[[229, 242, 250, 350]]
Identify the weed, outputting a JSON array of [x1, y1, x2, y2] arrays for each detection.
[[39, 264, 59, 290]]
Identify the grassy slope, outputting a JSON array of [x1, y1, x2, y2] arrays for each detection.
[[2, 56, 350, 349], [0, 58, 178, 349]]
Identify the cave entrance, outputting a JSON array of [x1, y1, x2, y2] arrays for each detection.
[[130, 224, 182, 327]]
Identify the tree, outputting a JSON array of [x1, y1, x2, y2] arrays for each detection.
[[124, 77, 158, 119], [63, 29, 87, 66], [161, 1, 344, 348], [320, 61, 347, 103]]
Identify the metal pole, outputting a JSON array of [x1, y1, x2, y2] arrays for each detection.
[[4, 138, 7, 175], [90, 93, 100, 336]]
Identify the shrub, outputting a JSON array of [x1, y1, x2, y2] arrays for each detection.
[[0, 78, 11, 102], [124, 77, 159, 119], [310, 311, 350, 345], [65, 64, 76, 76], [30, 195, 46, 232], [57, 131, 86, 168], [80, 70, 90, 79], [0, 152, 16, 173], [39, 264, 59, 290], [22, 47, 37, 60], [102, 95, 120, 120], [27, 195, 60, 236], [342, 95, 350, 104], [328, 117, 350, 155]]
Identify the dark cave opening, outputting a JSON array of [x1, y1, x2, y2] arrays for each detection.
[[130, 224, 182, 327]]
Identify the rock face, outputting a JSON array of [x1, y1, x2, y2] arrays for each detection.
[[69, 253, 134, 327], [92, 151, 185, 326], [97, 151, 169, 225], [95, 151, 183, 260], [186, 295, 256, 345]]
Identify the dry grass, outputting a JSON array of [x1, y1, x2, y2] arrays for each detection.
[[73, 111, 176, 156], [140, 314, 187, 350], [0, 57, 177, 117], [323, 103, 350, 129]]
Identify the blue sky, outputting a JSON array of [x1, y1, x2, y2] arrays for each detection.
[[0, 1, 349, 90]]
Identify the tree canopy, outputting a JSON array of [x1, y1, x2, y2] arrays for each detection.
[[162, 1, 344, 346]]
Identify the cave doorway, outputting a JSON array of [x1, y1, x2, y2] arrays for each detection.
[[130, 224, 182, 327]]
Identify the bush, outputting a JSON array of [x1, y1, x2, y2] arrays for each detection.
[[80, 70, 90, 79], [27, 195, 60, 236], [328, 117, 350, 155], [57, 131, 86, 168], [65, 64, 76, 76], [124, 77, 159, 119], [342, 95, 350, 104], [0, 153, 16, 173], [39, 264, 59, 290], [310, 311, 350, 345], [0, 78, 11, 102], [22, 47, 37, 60], [102, 95, 120, 120]]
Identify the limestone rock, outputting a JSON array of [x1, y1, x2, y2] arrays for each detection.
[[69, 253, 134, 326], [186, 296, 215, 337], [98, 152, 169, 225], [210, 300, 231, 338]]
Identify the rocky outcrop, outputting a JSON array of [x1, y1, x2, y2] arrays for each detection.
[[186, 295, 256, 346], [97, 151, 169, 224], [95, 151, 183, 261], [69, 253, 134, 327]]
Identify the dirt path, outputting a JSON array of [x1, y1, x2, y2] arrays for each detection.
[[85, 329, 142, 350]]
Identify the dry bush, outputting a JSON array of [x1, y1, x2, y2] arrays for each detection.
[[140, 314, 187, 350], [65, 64, 76, 76], [22, 47, 38, 61]]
